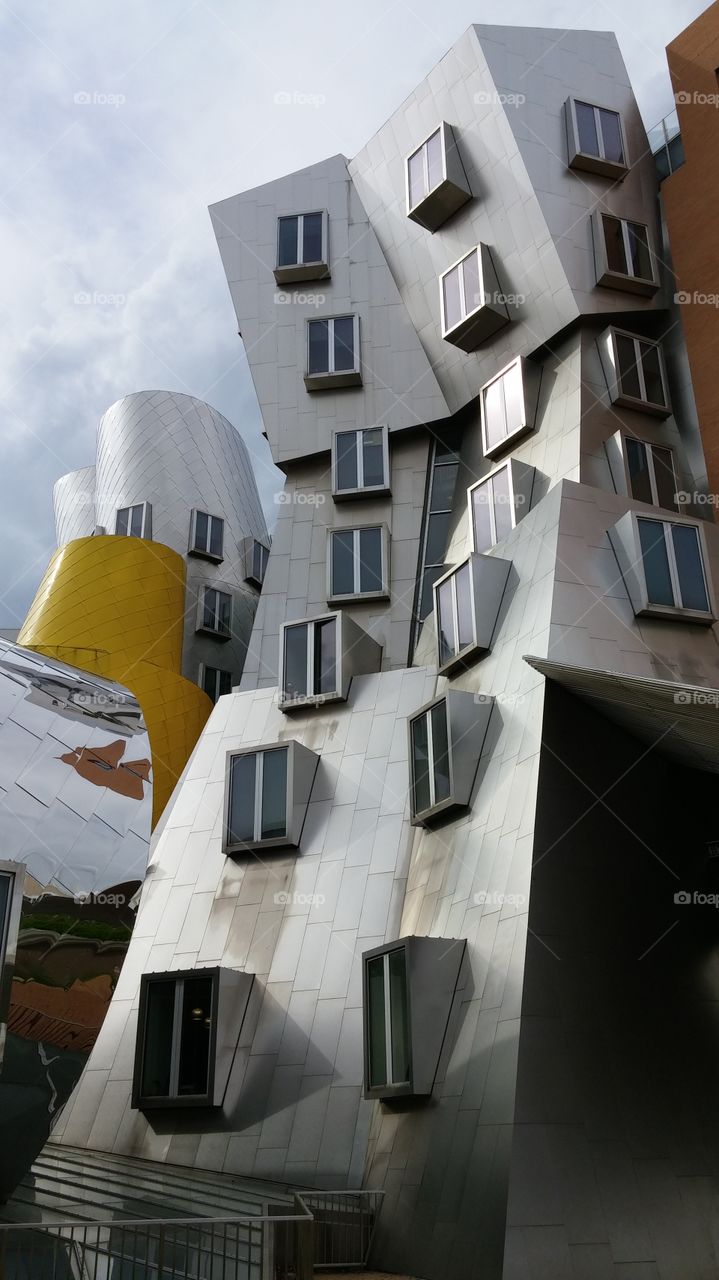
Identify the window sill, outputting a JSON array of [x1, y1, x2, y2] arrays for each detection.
[[196, 625, 231, 642], [188, 548, 224, 564], [568, 151, 629, 180], [304, 369, 363, 391], [596, 268, 658, 297], [136, 1094, 217, 1111], [224, 834, 296, 856], [443, 303, 510, 353], [483, 421, 534, 461], [411, 793, 467, 828], [332, 484, 392, 502], [407, 178, 471, 233], [612, 392, 671, 419], [636, 603, 715, 626], [364, 1080, 417, 1101], [327, 589, 390, 606], [274, 262, 330, 285], [279, 690, 344, 712]]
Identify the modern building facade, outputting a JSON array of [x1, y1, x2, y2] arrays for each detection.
[[20, 392, 270, 824], [23, 17, 719, 1280]]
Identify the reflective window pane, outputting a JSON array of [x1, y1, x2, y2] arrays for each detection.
[[362, 429, 385, 488], [472, 481, 494, 553], [140, 980, 175, 1097], [203, 588, 217, 630], [331, 530, 355, 596], [194, 510, 208, 551], [217, 592, 231, 635], [261, 748, 288, 840], [367, 957, 388, 1087], [431, 700, 451, 805], [284, 624, 308, 699], [492, 466, 513, 543], [115, 508, 129, 536], [388, 949, 410, 1084], [429, 461, 457, 512], [426, 129, 444, 193], [209, 516, 223, 559], [616, 335, 642, 400], [626, 439, 653, 505], [483, 376, 507, 451], [652, 446, 677, 512], [442, 265, 463, 331], [455, 562, 474, 651], [411, 712, 431, 815], [228, 752, 256, 844], [638, 519, 674, 606], [672, 525, 709, 611], [302, 212, 324, 264], [628, 223, 652, 280], [407, 147, 426, 209], [314, 618, 337, 695], [218, 670, 232, 697], [424, 511, 450, 567], [575, 100, 599, 155], [202, 665, 216, 699], [437, 576, 456, 665], [177, 976, 213, 1097], [602, 215, 627, 274], [599, 108, 624, 163], [419, 565, 443, 620], [308, 319, 329, 374], [278, 215, 298, 267], [461, 249, 481, 316], [359, 527, 383, 593], [333, 317, 356, 372], [640, 343, 665, 407], [502, 362, 524, 439], [253, 541, 268, 583], [336, 431, 358, 491]]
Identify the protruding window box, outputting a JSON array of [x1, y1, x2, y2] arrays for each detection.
[[598, 328, 670, 418], [304, 315, 362, 390], [440, 245, 512, 353], [274, 210, 329, 284], [243, 538, 270, 589], [406, 122, 472, 232], [332, 425, 390, 500], [362, 935, 467, 1100], [565, 97, 629, 179], [132, 967, 254, 1111], [115, 502, 152, 539], [223, 740, 319, 855], [189, 510, 224, 563], [592, 212, 658, 297], [196, 586, 232, 640], [434, 553, 511, 674], [468, 459, 535, 553], [608, 511, 715, 625], [408, 690, 493, 827], [480, 357, 542, 459], [279, 611, 382, 711], [604, 431, 678, 512]]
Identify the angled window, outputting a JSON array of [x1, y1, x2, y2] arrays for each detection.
[[609, 512, 714, 624], [599, 329, 670, 417], [189, 511, 224, 562], [244, 539, 270, 589], [468, 460, 535, 553], [406, 122, 471, 232], [274, 210, 329, 283], [434, 553, 510, 673], [409, 690, 493, 826], [201, 665, 232, 703], [366, 946, 410, 1092], [132, 968, 254, 1110], [279, 611, 382, 710], [480, 357, 541, 459], [115, 503, 151, 539], [565, 97, 628, 177], [411, 436, 461, 655], [305, 315, 362, 390], [197, 586, 232, 639], [440, 244, 511, 352], [593, 212, 658, 296], [626, 438, 678, 510], [223, 740, 318, 854], [332, 426, 390, 499], [328, 525, 389, 602]]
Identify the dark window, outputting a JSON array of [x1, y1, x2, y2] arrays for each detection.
[[116, 503, 149, 538], [410, 434, 461, 655], [330, 527, 385, 597], [282, 616, 338, 703], [410, 698, 452, 819], [614, 334, 667, 409], [366, 948, 410, 1089], [333, 427, 387, 495], [227, 747, 289, 848], [138, 973, 214, 1103], [638, 518, 709, 613], [248, 541, 269, 586], [201, 588, 231, 637], [277, 211, 325, 267], [191, 511, 224, 560], [626, 439, 677, 511], [307, 316, 358, 376], [436, 560, 475, 667], [575, 100, 624, 164], [601, 216, 653, 283], [202, 666, 232, 703]]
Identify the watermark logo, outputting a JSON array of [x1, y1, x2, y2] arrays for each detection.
[[675, 90, 719, 108], [72, 691, 124, 708], [675, 889, 719, 907], [675, 490, 719, 507], [274, 290, 326, 308], [74, 291, 125, 307], [673, 690, 719, 707], [274, 891, 326, 907], [474, 90, 526, 107], [273, 90, 326, 108], [275, 491, 325, 506], [74, 891, 127, 906], [675, 290, 719, 307], [74, 90, 126, 108], [474, 890, 527, 907], [474, 691, 525, 707]]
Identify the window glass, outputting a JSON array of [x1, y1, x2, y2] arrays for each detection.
[[140, 980, 175, 1098], [336, 431, 358, 491], [115, 508, 129, 536], [209, 516, 223, 559], [431, 701, 451, 805], [599, 108, 624, 163], [483, 376, 507, 451], [177, 976, 213, 1097], [616, 335, 642, 400], [302, 212, 323, 263], [218, 670, 232, 697], [628, 223, 652, 280], [315, 618, 336, 695], [461, 249, 481, 316], [202, 589, 217, 630], [130, 506, 144, 537], [575, 100, 599, 155], [672, 525, 709, 611], [407, 148, 425, 209], [652, 447, 677, 512], [424, 511, 451, 567], [638, 519, 674, 607], [253, 542, 268, 584], [217, 592, 231, 635], [359, 527, 383, 593], [641, 344, 665, 407], [202, 666, 215, 700], [455, 561, 474, 651], [228, 752, 256, 845], [437, 576, 456, 666], [502, 362, 524, 440], [602, 215, 628, 274], [411, 713, 431, 816], [308, 319, 329, 374], [430, 461, 457, 512], [442, 265, 463, 331], [331, 530, 355, 596], [420, 565, 443, 620], [261, 748, 288, 840], [194, 510, 208, 551], [492, 465, 513, 543], [472, 481, 494, 554], [284, 624, 308, 699], [362, 429, 385, 488], [367, 956, 388, 1087], [388, 949, 410, 1085], [333, 317, 356, 372], [626, 438, 653, 505], [278, 215, 298, 266], [425, 129, 443, 193]]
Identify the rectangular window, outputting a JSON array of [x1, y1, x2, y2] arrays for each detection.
[[332, 426, 389, 497], [613, 333, 668, 412], [277, 211, 326, 269], [436, 561, 475, 667], [282, 616, 338, 703], [244, 540, 269, 588], [480, 358, 531, 456], [410, 699, 451, 820], [567, 98, 627, 175], [115, 503, 151, 538], [600, 215, 654, 284], [199, 587, 232, 638], [329, 526, 387, 600], [0, 870, 15, 977], [441, 248, 482, 334], [407, 128, 444, 211], [469, 465, 514, 552], [226, 746, 289, 849], [138, 972, 215, 1104], [307, 315, 360, 379], [366, 948, 410, 1090], [190, 511, 224, 561], [625, 439, 677, 511], [637, 518, 710, 613], [201, 665, 232, 703]]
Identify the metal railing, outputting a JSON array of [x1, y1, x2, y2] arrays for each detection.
[[0, 1189, 383, 1279]]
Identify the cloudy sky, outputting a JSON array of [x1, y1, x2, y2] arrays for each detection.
[[0, 0, 705, 627]]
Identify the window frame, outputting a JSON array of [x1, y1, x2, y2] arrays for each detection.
[[115, 502, 151, 539], [199, 664, 232, 703], [409, 697, 455, 824], [565, 96, 629, 177], [408, 690, 494, 827], [326, 524, 390, 604], [363, 942, 412, 1096], [279, 612, 340, 709], [439, 243, 511, 352], [592, 211, 658, 296], [603, 328, 671, 417], [406, 125, 447, 213], [405, 122, 472, 232], [132, 968, 220, 1110], [222, 740, 318, 855], [189, 510, 225, 563], [196, 585, 233, 640], [624, 436, 678, 511], [479, 356, 539, 459], [331, 425, 390, 500], [440, 246, 484, 336], [304, 314, 362, 390], [609, 511, 716, 624], [274, 209, 330, 283], [244, 539, 270, 589], [468, 461, 522, 553]]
